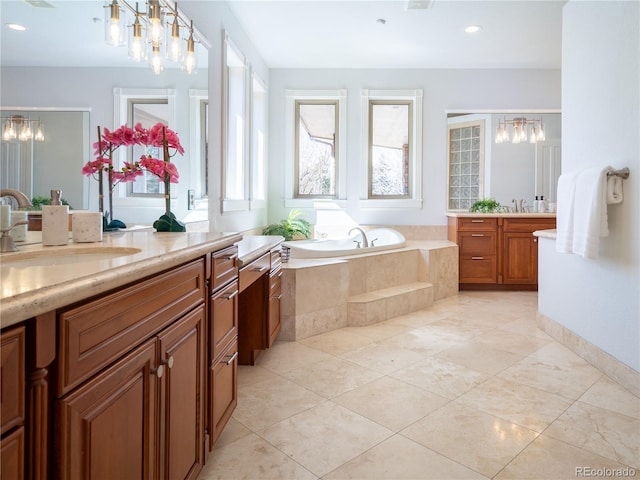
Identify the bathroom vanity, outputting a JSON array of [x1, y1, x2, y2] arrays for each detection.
[[0, 231, 283, 480], [447, 213, 556, 290]]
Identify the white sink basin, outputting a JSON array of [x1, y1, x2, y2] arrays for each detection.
[[0, 246, 142, 268]]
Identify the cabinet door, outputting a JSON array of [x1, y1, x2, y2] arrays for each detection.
[[157, 306, 206, 480], [209, 338, 238, 447], [268, 270, 282, 348], [1, 427, 24, 480], [503, 233, 538, 284], [1, 326, 25, 435], [210, 280, 239, 363], [55, 339, 159, 480]]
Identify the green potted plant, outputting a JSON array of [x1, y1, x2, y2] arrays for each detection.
[[469, 198, 501, 213], [262, 209, 312, 241]]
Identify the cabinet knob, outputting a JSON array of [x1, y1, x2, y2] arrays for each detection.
[[151, 364, 165, 379], [252, 266, 268, 273], [471, 234, 485, 237], [471, 256, 485, 260], [161, 356, 174, 369]]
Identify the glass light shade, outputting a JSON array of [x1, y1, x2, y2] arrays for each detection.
[[538, 123, 546, 141], [105, 1, 127, 47], [530, 126, 537, 143], [34, 122, 45, 142], [166, 18, 182, 62], [182, 34, 197, 74], [2, 121, 16, 141], [128, 18, 146, 62], [18, 122, 32, 141], [147, 1, 164, 45], [149, 43, 165, 74]]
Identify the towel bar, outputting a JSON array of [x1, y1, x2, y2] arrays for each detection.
[[607, 167, 630, 179]]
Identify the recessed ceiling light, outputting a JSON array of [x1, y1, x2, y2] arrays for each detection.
[[465, 25, 482, 34], [6, 23, 26, 31]]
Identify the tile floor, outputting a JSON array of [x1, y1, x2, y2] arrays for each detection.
[[199, 291, 639, 480]]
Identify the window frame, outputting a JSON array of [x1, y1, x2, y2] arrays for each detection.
[[360, 89, 423, 209], [250, 71, 268, 210], [285, 89, 347, 209]]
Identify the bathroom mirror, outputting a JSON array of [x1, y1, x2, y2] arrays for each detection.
[[446, 111, 561, 211], [0, 108, 90, 210]]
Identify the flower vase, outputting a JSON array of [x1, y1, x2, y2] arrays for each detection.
[[153, 184, 186, 232]]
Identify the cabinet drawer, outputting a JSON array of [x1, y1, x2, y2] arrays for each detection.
[[1, 426, 24, 480], [58, 259, 205, 395], [209, 338, 237, 447], [503, 217, 556, 233], [457, 217, 498, 231], [210, 280, 239, 363], [239, 252, 270, 293], [460, 255, 497, 283], [1, 326, 25, 435], [212, 245, 238, 292], [269, 269, 282, 297], [458, 231, 497, 256]]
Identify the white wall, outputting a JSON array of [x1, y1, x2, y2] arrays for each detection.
[[268, 68, 560, 226], [538, 1, 640, 371]]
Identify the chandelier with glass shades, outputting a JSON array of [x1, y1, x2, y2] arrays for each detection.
[[495, 117, 546, 144], [104, 0, 200, 75], [2, 115, 45, 142]]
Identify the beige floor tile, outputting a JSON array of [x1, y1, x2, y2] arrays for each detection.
[[212, 418, 252, 450], [198, 433, 318, 480], [375, 327, 467, 356], [390, 356, 491, 399], [578, 375, 640, 419], [323, 434, 489, 480], [259, 401, 393, 477], [456, 376, 573, 432], [382, 308, 452, 328], [424, 317, 494, 340], [468, 328, 552, 356], [498, 343, 603, 400], [254, 340, 336, 375], [237, 364, 279, 389], [497, 317, 554, 340], [402, 401, 539, 478], [282, 357, 383, 398], [544, 401, 640, 468], [340, 342, 426, 375], [332, 376, 449, 431], [299, 328, 374, 356], [341, 322, 413, 342], [495, 435, 634, 480], [435, 343, 526, 375], [233, 376, 324, 431]]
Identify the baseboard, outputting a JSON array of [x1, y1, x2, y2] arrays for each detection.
[[537, 312, 639, 397]]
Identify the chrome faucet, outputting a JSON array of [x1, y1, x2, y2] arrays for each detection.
[[348, 227, 369, 248], [0, 189, 32, 208]]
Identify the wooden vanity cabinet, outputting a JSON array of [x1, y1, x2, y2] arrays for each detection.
[[1, 326, 26, 480], [448, 215, 555, 290], [54, 258, 207, 480], [208, 246, 239, 448], [268, 249, 283, 348]]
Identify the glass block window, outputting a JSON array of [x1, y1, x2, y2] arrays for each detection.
[[448, 120, 484, 210]]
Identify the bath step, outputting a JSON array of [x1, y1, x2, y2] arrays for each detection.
[[347, 282, 434, 326]]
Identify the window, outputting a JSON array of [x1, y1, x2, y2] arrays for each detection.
[[285, 89, 347, 207], [128, 100, 169, 196], [189, 89, 208, 200], [222, 36, 247, 211], [447, 119, 485, 210], [361, 90, 422, 208], [251, 73, 267, 206], [295, 101, 337, 197]]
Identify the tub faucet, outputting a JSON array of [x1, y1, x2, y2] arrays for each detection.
[[0, 189, 32, 208], [348, 227, 369, 248]]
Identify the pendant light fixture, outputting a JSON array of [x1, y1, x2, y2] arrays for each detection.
[[104, 0, 202, 75], [495, 117, 546, 144], [1, 115, 46, 142]]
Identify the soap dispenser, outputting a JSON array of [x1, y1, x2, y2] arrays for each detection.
[[42, 189, 69, 246]]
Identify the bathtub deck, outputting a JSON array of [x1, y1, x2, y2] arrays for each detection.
[[279, 240, 459, 341]]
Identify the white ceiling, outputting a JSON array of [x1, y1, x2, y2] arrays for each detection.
[[0, 0, 565, 69]]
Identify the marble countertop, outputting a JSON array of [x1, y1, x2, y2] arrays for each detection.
[[237, 235, 284, 266], [0, 231, 242, 328], [447, 212, 556, 218], [533, 229, 557, 239]]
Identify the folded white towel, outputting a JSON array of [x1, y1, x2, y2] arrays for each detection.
[[571, 166, 609, 259], [607, 175, 624, 204], [555, 170, 579, 254]]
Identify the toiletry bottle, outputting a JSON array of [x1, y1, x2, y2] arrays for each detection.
[[42, 189, 69, 245], [533, 196, 539, 212], [538, 195, 546, 213]]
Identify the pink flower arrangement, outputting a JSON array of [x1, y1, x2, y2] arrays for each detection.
[[82, 122, 184, 229]]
